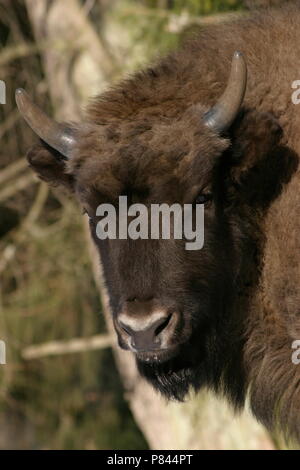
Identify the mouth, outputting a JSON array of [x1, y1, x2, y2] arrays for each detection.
[[135, 344, 181, 364]]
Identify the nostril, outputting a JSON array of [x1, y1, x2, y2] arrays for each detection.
[[119, 321, 133, 336], [154, 314, 172, 337]]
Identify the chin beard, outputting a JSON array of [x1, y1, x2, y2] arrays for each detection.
[[136, 356, 205, 401], [135, 322, 247, 408], [135, 337, 208, 401]]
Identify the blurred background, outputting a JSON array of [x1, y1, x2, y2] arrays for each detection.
[[0, 0, 290, 450]]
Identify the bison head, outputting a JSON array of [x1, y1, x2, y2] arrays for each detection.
[[16, 52, 288, 403]]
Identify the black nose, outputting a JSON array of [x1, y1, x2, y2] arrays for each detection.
[[118, 309, 173, 352]]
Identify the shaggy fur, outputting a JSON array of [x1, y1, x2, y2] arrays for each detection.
[[26, 3, 300, 441]]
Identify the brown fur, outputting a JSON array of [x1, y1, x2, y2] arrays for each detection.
[[26, 3, 300, 442]]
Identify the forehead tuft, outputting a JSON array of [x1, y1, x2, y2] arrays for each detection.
[[68, 105, 229, 203]]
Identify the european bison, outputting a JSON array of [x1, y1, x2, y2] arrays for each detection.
[[16, 3, 300, 441]]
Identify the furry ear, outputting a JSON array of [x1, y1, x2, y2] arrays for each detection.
[[226, 109, 298, 209], [229, 109, 283, 181], [26, 141, 74, 192]]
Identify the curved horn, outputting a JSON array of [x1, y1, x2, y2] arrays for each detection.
[[203, 51, 247, 133], [15, 88, 76, 158]]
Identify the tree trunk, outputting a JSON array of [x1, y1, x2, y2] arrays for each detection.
[[24, 0, 274, 450]]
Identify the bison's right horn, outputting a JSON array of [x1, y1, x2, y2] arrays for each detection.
[[203, 51, 247, 133], [15, 88, 76, 159]]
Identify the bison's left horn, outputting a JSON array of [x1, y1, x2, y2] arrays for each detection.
[[203, 51, 247, 133], [15, 88, 76, 159]]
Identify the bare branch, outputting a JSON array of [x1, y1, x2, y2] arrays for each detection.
[[22, 334, 112, 360], [0, 158, 27, 185], [0, 173, 37, 203]]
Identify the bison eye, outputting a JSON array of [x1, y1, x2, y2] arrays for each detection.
[[195, 193, 212, 205]]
